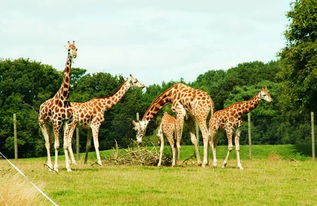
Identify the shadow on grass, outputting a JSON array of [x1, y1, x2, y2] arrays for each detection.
[[294, 143, 315, 157]]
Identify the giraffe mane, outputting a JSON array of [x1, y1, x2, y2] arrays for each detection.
[[142, 85, 174, 118], [94, 81, 126, 99]]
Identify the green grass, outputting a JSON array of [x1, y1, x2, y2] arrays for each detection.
[[1, 145, 316, 206]]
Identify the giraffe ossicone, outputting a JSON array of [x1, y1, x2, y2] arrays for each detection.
[[39, 41, 77, 172], [209, 86, 273, 170], [157, 112, 183, 167], [63, 74, 146, 170], [133, 83, 214, 167]]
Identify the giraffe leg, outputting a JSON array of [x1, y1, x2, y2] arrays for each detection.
[[188, 119, 202, 165], [53, 122, 62, 172], [66, 121, 77, 165], [198, 122, 209, 168], [63, 123, 72, 172], [176, 116, 184, 165], [91, 125, 102, 166], [157, 125, 164, 167], [39, 122, 53, 171], [234, 129, 243, 170], [223, 129, 233, 168], [176, 141, 181, 165], [209, 130, 217, 168], [166, 130, 176, 167]]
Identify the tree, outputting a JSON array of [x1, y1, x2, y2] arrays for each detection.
[[0, 59, 62, 157], [278, 0, 317, 114]]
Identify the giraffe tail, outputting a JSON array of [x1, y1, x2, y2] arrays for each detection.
[[208, 100, 215, 133]]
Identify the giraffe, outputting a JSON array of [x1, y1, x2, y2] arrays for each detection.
[[38, 41, 77, 172], [157, 112, 185, 167], [209, 86, 272, 170], [64, 75, 146, 171], [132, 83, 214, 167]]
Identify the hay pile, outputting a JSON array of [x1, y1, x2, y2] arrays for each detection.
[[107, 144, 172, 166]]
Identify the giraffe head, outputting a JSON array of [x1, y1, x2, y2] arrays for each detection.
[[67, 41, 78, 59], [132, 120, 148, 143], [259, 86, 273, 102], [127, 74, 146, 89]]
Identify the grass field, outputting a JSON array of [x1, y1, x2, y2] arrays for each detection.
[[1, 145, 316, 206]]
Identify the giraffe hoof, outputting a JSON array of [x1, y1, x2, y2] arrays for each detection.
[[238, 166, 244, 170], [53, 167, 59, 173], [222, 163, 227, 168], [67, 168, 72, 172]]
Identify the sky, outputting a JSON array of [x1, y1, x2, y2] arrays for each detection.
[[1, 0, 292, 86]]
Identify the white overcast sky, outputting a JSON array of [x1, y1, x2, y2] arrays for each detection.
[[1, 0, 292, 86]]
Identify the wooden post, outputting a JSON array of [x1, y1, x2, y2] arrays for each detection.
[[76, 128, 80, 160], [84, 130, 92, 164], [136, 112, 140, 121], [248, 112, 252, 159], [311, 112, 315, 160], [13, 114, 18, 159]]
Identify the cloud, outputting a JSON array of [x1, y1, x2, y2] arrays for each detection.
[[0, 0, 291, 85]]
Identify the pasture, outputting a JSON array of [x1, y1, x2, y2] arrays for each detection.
[[1, 145, 316, 206]]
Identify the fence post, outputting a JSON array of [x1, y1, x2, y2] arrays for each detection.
[[248, 112, 252, 159], [76, 128, 80, 160], [84, 130, 92, 164], [13, 113, 18, 159], [311, 112, 315, 160]]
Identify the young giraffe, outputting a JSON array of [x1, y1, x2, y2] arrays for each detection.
[[209, 86, 272, 170], [157, 112, 185, 167], [133, 83, 214, 167], [39, 41, 77, 172], [64, 75, 146, 171]]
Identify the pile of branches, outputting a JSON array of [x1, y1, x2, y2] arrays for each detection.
[[107, 143, 172, 166]]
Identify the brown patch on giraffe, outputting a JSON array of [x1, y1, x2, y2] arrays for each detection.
[[63, 90, 68, 98]]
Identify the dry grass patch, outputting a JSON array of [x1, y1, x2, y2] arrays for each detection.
[[0, 171, 47, 206]]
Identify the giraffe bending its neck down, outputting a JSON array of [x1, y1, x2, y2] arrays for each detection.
[[133, 83, 214, 167], [157, 112, 184, 167], [209, 86, 272, 170], [64, 75, 146, 170], [39, 41, 77, 172]]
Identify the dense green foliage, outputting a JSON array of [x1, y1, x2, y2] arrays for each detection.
[[0, 58, 313, 158], [0, 0, 316, 158], [278, 0, 317, 114]]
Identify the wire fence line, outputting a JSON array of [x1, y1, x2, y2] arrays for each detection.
[[0, 151, 59, 206], [1, 112, 316, 160]]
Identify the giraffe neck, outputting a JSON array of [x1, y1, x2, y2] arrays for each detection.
[[141, 87, 174, 122], [241, 94, 261, 114], [54, 56, 72, 101], [98, 80, 131, 111]]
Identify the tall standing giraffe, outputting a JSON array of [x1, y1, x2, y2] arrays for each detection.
[[157, 112, 185, 167], [132, 83, 214, 167], [39, 41, 77, 172], [209, 86, 272, 170], [64, 75, 146, 171]]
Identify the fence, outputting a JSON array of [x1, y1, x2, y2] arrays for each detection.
[[2, 112, 317, 160]]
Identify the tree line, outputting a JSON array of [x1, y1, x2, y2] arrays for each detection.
[[0, 0, 316, 157]]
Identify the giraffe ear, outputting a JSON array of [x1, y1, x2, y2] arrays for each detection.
[[132, 120, 137, 126]]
